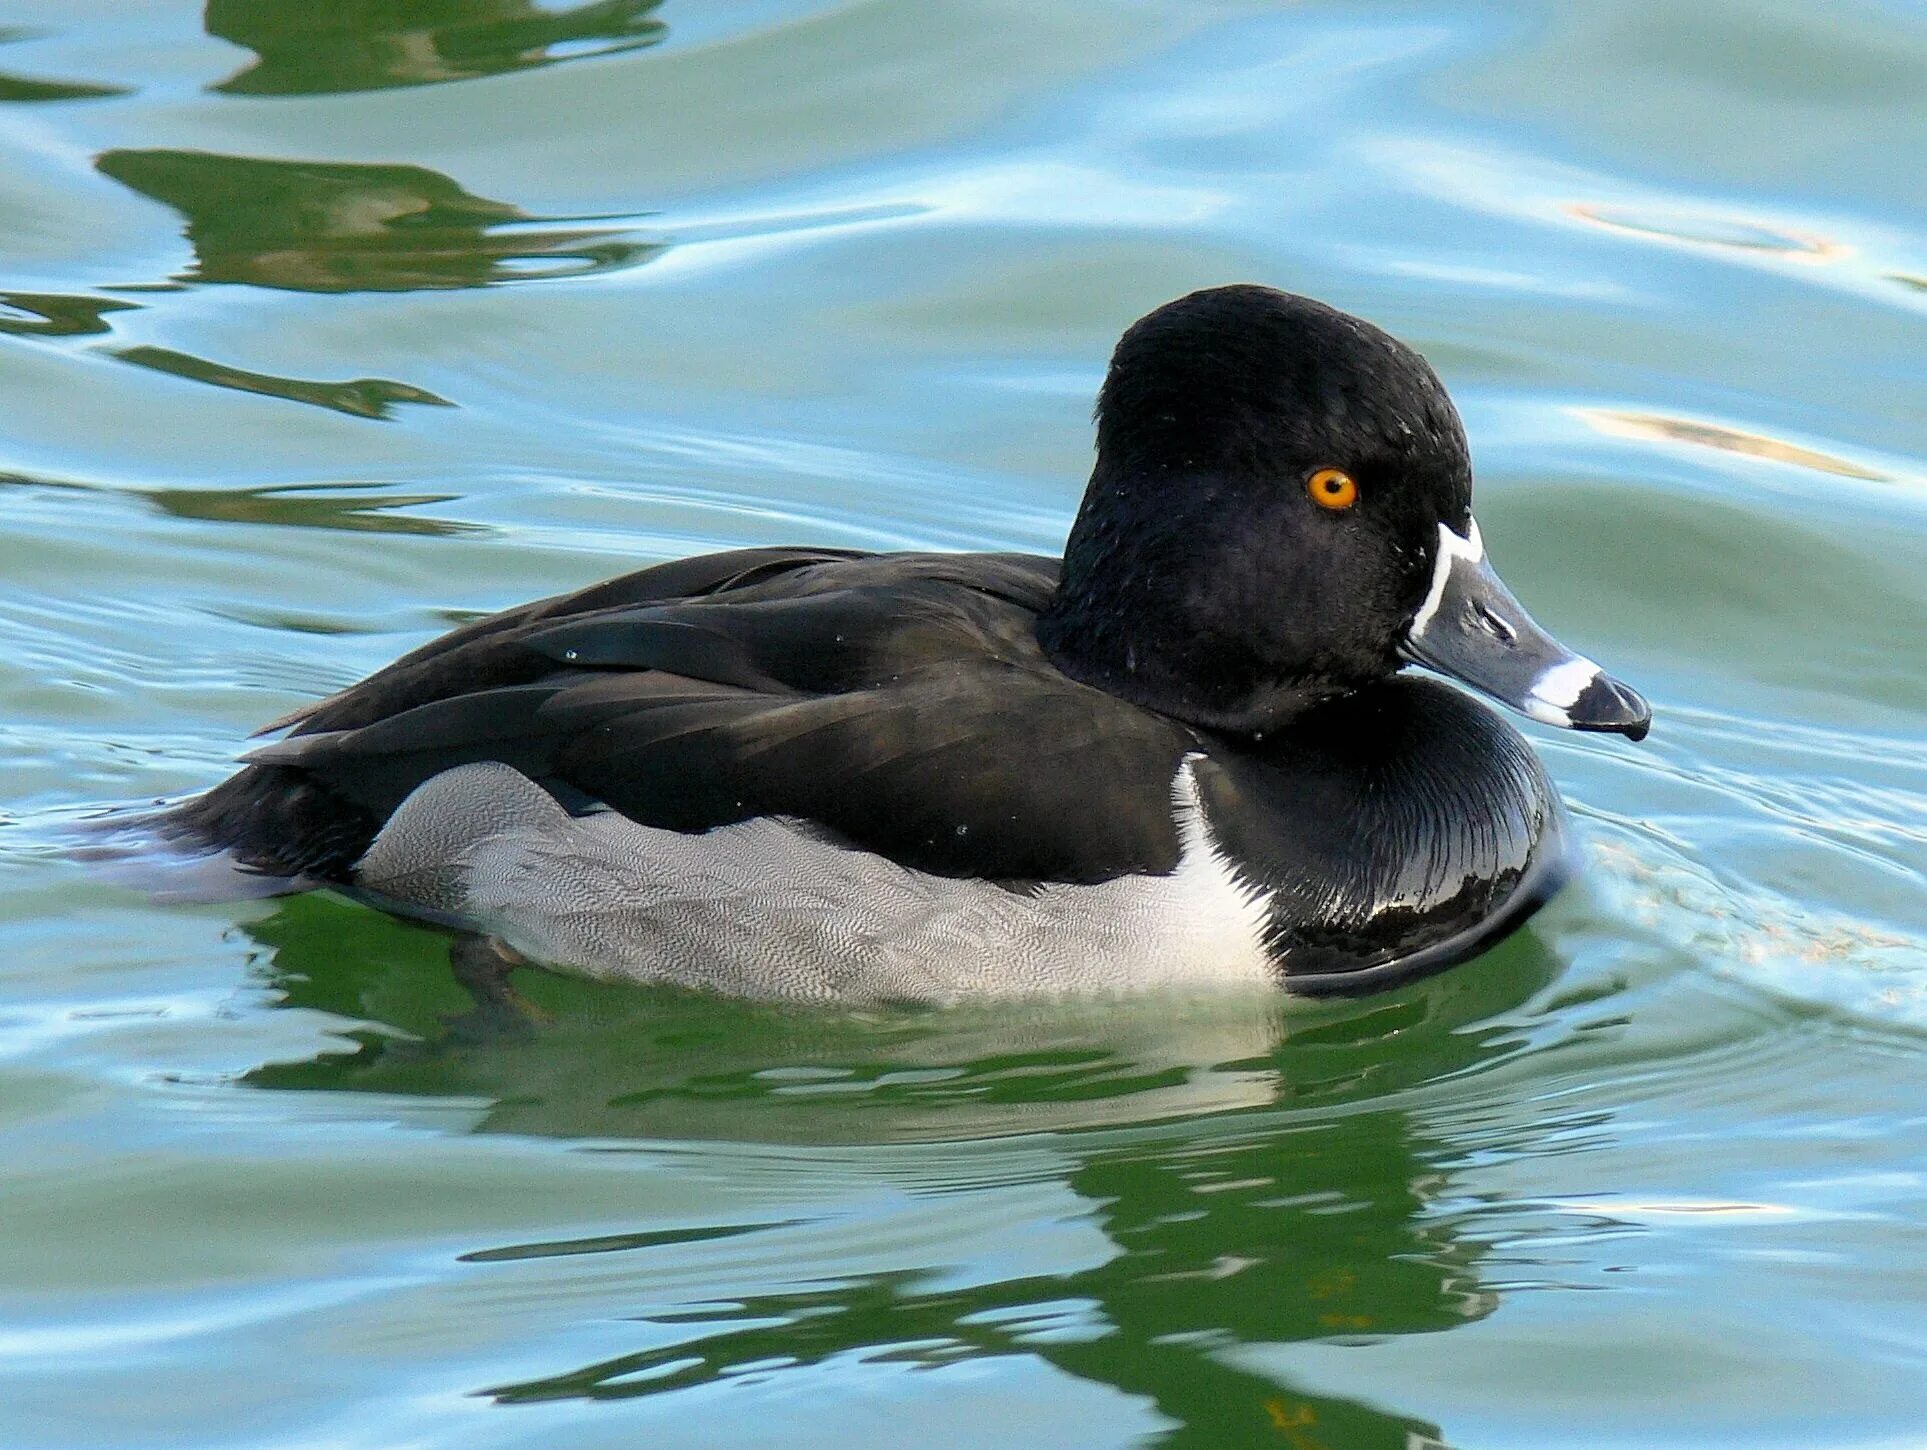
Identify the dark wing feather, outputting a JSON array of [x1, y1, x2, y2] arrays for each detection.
[[173, 548, 861, 876], [260, 546, 863, 735], [554, 664, 1190, 880], [167, 548, 1188, 884]]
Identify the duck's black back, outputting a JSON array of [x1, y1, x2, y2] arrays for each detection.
[[170, 548, 1199, 886]]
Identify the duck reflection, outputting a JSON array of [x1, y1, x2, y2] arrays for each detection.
[[494, 1122, 1484, 1448], [240, 896, 1559, 1445], [204, 0, 666, 96], [95, 148, 660, 294]]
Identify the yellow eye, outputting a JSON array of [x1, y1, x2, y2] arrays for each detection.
[[1307, 468, 1358, 510]]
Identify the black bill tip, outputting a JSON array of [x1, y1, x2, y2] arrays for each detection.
[[1567, 674, 1652, 741]]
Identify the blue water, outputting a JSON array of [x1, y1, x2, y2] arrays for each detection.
[[2, 2, 1923, 1446]]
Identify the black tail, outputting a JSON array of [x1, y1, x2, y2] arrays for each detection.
[[160, 765, 379, 881], [73, 766, 377, 904]]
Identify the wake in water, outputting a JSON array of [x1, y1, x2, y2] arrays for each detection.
[[50, 803, 313, 904]]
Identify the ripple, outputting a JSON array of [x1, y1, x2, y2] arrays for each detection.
[[0, 26, 128, 103], [460, 1219, 791, 1264], [1573, 408, 1893, 483], [1530, 1197, 1808, 1221], [1382, 134, 1927, 313], [109, 346, 453, 420], [146, 480, 485, 537], [1590, 832, 1927, 1032], [1567, 202, 1850, 263], [0, 468, 482, 538]]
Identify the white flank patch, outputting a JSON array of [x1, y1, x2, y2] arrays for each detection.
[[1522, 655, 1603, 726], [1163, 756, 1278, 969], [1408, 517, 1485, 641]]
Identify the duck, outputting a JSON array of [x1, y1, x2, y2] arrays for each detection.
[[154, 284, 1650, 1003]]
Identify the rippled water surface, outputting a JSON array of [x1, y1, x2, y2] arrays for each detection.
[[3, 3, 1924, 1446]]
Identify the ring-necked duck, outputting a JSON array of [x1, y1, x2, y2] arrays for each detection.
[[157, 285, 1649, 1001]]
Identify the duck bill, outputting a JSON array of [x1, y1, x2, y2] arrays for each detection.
[[1400, 520, 1651, 741]]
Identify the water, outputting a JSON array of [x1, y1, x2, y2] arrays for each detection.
[[2, 2, 1923, 1445]]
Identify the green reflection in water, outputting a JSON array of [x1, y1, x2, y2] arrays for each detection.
[[96, 148, 663, 293], [0, 72, 127, 103], [114, 343, 455, 419], [240, 894, 1556, 1142], [242, 896, 1559, 1445], [459, 1219, 793, 1264], [502, 1118, 1478, 1449], [0, 27, 128, 102], [205, 0, 667, 97], [0, 470, 480, 537], [0, 291, 139, 337], [145, 478, 482, 534]]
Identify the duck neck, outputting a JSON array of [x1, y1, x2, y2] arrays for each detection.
[[1037, 545, 1349, 739], [1039, 628, 1346, 736]]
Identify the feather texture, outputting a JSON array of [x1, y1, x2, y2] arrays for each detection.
[[167, 549, 1192, 883]]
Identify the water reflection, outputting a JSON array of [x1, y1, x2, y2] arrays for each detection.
[[1575, 407, 1888, 482], [240, 894, 1556, 1141], [0, 72, 127, 103], [0, 290, 138, 337], [1566, 202, 1848, 263], [95, 148, 661, 293], [240, 895, 1559, 1444], [0, 470, 480, 537], [205, 0, 667, 97], [484, 1109, 1479, 1449], [0, 27, 128, 102], [144, 479, 482, 535], [113, 343, 455, 420]]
